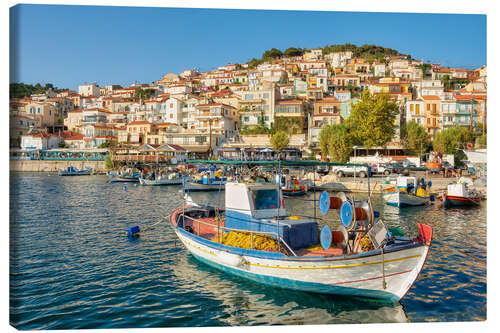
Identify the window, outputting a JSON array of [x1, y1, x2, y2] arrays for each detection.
[[252, 189, 278, 210], [170, 114, 173, 119], [243, 116, 249, 122], [410, 104, 414, 112], [427, 104, 430, 111], [38, 108, 41, 114], [263, 93, 269, 99]]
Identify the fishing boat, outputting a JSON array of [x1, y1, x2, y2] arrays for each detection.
[[439, 181, 483, 208], [108, 167, 141, 183], [183, 168, 228, 191], [280, 175, 307, 197], [383, 176, 433, 207], [58, 166, 92, 176], [170, 160, 433, 302], [139, 172, 185, 186]]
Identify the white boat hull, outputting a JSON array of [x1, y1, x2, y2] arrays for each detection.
[[383, 191, 429, 207], [139, 177, 184, 186], [183, 181, 226, 192], [174, 229, 429, 302]]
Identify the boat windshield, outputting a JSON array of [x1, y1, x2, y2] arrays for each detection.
[[253, 189, 279, 210]]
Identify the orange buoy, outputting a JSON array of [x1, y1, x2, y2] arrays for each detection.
[[467, 142, 473, 150]]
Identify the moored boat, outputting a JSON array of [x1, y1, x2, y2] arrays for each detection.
[[383, 176, 433, 208], [170, 160, 433, 302], [281, 176, 307, 197], [183, 168, 228, 192], [139, 175, 185, 186], [108, 167, 140, 183], [58, 166, 92, 176], [439, 181, 483, 208]]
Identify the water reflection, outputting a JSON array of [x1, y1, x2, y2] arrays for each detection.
[[172, 253, 408, 325]]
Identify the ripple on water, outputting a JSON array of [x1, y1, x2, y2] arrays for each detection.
[[10, 173, 486, 328]]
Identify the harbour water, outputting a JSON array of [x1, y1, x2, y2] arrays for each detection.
[[10, 173, 486, 329]]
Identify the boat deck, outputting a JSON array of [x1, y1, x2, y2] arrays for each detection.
[[181, 214, 345, 257]]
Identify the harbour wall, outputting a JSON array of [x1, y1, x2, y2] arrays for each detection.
[[10, 160, 106, 173]]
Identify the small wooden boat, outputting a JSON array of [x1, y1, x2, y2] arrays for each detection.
[[183, 169, 227, 192], [280, 175, 307, 197], [108, 171, 140, 183], [439, 182, 483, 208], [139, 174, 185, 186], [170, 160, 433, 302], [383, 177, 432, 207], [58, 166, 92, 176]]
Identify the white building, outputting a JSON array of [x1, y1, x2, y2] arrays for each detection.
[[405, 99, 425, 126], [78, 82, 101, 97], [21, 133, 60, 150], [161, 97, 184, 125]]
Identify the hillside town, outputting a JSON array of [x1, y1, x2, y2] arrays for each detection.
[[9, 47, 487, 163]]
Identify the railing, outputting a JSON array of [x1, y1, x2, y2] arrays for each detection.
[[38, 151, 108, 161], [180, 213, 298, 257], [113, 155, 176, 162]]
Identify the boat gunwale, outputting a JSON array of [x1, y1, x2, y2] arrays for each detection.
[[170, 208, 427, 263]]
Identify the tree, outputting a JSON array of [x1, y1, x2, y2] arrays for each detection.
[[270, 131, 289, 155], [476, 134, 487, 147], [417, 63, 431, 78], [104, 154, 114, 170], [344, 90, 399, 148], [400, 121, 430, 155], [262, 48, 283, 60], [433, 126, 474, 155], [284, 47, 304, 57], [318, 124, 353, 162], [136, 88, 156, 100]]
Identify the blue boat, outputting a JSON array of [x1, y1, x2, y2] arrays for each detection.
[[58, 166, 92, 176]]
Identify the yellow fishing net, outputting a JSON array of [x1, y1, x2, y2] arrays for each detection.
[[360, 235, 375, 251], [212, 231, 280, 252]]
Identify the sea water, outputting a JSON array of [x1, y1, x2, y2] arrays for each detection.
[[9, 173, 486, 329]]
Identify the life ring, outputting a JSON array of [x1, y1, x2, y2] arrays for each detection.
[[467, 142, 473, 150]]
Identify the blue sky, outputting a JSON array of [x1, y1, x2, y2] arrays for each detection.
[[10, 4, 486, 90]]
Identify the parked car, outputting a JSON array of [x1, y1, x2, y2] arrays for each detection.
[[377, 163, 394, 176], [317, 164, 330, 175], [402, 161, 417, 168], [331, 165, 371, 178]]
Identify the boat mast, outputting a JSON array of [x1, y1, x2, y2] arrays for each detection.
[[277, 158, 281, 253]]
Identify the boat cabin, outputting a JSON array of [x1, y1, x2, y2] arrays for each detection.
[[396, 176, 417, 190], [448, 182, 471, 197], [224, 182, 319, 250]]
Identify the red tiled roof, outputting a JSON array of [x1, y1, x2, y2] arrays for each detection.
[[422, 95, 441, 101], [276, 99, 303, 105], [64, 134, 84, 140], [128, 121, 151, 125]]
